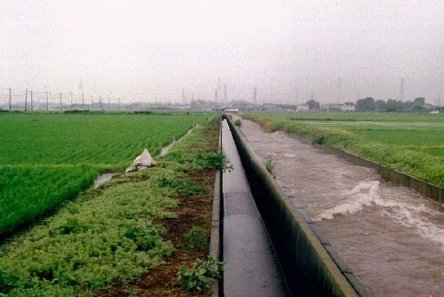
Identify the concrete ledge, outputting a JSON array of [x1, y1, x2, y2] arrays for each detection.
[[209, 119, 222, 297], [225, 115, 366, 297]]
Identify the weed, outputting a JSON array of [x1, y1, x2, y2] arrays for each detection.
[[265, 159, 274, 174], [234, 119, 242, 127], [184, 226, 208, 251], [177, 256, 223, 292], [313, 135, 326, 144], [57, 217, 88, 234], [0, 269, 19, 294], [196, 152, 225, 169], [123, 222, 164, 251]]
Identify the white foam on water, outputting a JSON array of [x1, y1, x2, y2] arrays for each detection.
[[315, 180, 444, 249], [378, 199, 444, 250], [315, 180, 380, 220]]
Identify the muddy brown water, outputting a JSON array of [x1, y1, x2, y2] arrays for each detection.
[[239, 119, 444, 297]]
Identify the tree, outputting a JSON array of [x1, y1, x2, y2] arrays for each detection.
[[375, 99, 386, 111], [386, 99, 403, 112], [356, 97, 375, 111], [414, 97, 425, 105], [306, 100, 320, 110]]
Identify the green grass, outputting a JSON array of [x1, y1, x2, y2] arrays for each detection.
[[244, 112, 444, 187], [0, 113, 207, 235], [0, 118, 220, 297]]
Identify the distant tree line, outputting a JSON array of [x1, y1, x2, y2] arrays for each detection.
[[356, 97, 428, 112]]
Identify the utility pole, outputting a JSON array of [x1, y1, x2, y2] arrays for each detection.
[[400, 78, 404, 100], [70, 92, 73, 108], [8, 88, 11, 111], [295, 88, 299, 105], [224, 83, 227, 103], [30, 90, 33, 111], [214, 89, 218, 105], [25, 88, 28, 111], [182, 88, 185, 105], [46, 92, 49, 111], [336, 78, 342, 104], [118, 97, 121, 110], [108, 96, 110, 110], [79, 79, 84, 110], [270, 80, 273, 102], [59, 93, 62, 111], [253, 87, 257, 106], [91, 96, 94, 110], [99, 96, 102, 110]]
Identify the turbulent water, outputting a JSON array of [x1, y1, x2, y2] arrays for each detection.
[[240, 119, 444, 297]]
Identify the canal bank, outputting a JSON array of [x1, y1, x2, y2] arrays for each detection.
[[237, 117, 444, 297]]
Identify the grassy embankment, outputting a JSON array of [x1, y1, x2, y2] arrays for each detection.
[[0, 116, 221, 296], [244, 112, 444, 187], [0, 113, 207, 237]]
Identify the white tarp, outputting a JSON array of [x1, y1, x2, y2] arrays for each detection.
[[126, 148, 156, 172]]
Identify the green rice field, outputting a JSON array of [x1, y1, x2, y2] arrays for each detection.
[[0, 113, 207, 236], [244, 112, 444, 187]]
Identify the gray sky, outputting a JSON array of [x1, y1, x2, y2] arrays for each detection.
[[1, 0, 444, 104]]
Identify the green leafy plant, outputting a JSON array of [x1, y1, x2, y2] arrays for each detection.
[[177, 257, 223, 292], [196, 152, 226, 169], [234, 119, 242, 127], [184, 226, 208, 251], [0, 268, 20, 294], [265, 159, 274, 174], [313, 135, 326, 145], [123, 222, 163, 251]]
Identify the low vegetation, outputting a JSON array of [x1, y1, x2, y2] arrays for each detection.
[[0, 117, 221, 296], [177, 257, 223, 292], [0, 113, 207, 236], [245, 112, 444, 187]]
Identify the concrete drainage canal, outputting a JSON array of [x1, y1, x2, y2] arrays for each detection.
[[219, 118, 363, 297]]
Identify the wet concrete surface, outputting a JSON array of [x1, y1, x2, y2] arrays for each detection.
[[240, 118, 444, 297], [221, 120, 289, 297]]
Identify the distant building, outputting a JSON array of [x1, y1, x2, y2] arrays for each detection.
[[296, 104, 310, 112], [224, 108, 239, 113], [321, 102, 355, 111]]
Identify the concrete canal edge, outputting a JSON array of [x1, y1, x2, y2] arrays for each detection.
[[224, 115, 367, 297], [209, 118, 223, 297]]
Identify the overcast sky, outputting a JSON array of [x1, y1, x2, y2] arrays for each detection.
[[1, 0, 444, 104]]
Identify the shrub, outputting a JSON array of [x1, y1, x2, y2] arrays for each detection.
[[123, 223, 163, 251], [184, 226, 207, 251], [177, 257, 223, 291], [313, 135, 326, 145]]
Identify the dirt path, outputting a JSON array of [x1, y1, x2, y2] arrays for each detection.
[[240, 119, 444, 297]]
